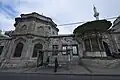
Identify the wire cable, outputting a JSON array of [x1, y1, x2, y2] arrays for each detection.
[[57, 16, 119, 26]]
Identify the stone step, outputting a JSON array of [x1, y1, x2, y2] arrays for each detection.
[[80, 59, 120, 69]]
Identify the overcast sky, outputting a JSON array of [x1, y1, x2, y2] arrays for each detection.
[[0, 0, 120, 34]]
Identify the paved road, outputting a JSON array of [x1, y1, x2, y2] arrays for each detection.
[[0, 72, 120, 80]]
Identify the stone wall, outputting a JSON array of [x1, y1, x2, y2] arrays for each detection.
[[81, 59, 120, 69]]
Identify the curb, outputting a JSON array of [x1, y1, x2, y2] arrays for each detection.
[[1, 72, 120, 76], [24, 73, 120, 76]]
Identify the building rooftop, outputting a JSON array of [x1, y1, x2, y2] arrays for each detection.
[[0, 30, 10, 39], [14, 12, 59, 32]]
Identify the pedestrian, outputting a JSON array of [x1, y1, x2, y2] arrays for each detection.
[[45, 56, 50, 67], [54, 57, 58, 72]]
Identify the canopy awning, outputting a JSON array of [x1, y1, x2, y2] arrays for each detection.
[[73, 20, 112, 34]]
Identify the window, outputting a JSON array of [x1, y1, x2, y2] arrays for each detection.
[[91, 38, 99, 51], [13, 42, 24, 57], [53, 32, 55, 35], [84, 38, 102, 52], [52, 45, 58, 55], [72, 45, 78, 55], [99, 39, 104, 51], [84, 39, 91, 51], [118, 49, 120, 52], [103, 41, 111, 56], [21, 25, 27, 30], [0, 46, 4, 55], [48, 27, 51, 30], [37, 26, 44, 32], [61, 45, 78, 55], [32, 43, 43, 57], [62, 45, 67, 55]]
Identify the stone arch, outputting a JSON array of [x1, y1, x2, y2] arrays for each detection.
[[12, 37, 26, 58], [13, 42, 24, 57], [14, 37, 26, 44], [21, 25, 27, 30], [32, 39, 45, 44], [0, 46, 4, 56], [37, 26, 44, 32], [0, 41, 5, 56], [103, 41, 111, 56], [32, 43, 43, 57]]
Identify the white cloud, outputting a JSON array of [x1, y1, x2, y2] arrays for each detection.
[[10, 0, 78, 34], [0, 13, 15, 31], [0, 0, 120, 34]]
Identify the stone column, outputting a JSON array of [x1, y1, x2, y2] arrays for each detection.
[[2, 40, 11, 58], [89, 38, 93, 51], [5, 39, 15, 59], [23, 39, 32, 60], [109, 33, 118, 53]]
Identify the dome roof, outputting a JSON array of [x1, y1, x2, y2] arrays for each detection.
[[73, 20, 112, 34]]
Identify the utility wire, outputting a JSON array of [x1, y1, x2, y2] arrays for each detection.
[[1, 16, 119, 33], [57, 16, 119, 26], [58, 21, 85, 26]]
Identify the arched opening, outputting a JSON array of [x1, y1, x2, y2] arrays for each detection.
[[0, 46, 4, 55], [84, 38, 100, 51], [32, 43, 43, 57], [37, 51, 44, 67], [32, 43, 43, 67], [84, 39, 91, 51], [13, 42, 24, 57], [103, 41, 111, 56]]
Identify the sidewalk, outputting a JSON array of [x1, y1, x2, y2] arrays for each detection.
[[0, 65, 90, 74], [23, 65, 90, 74], [1, 65, 120, 74], [89, 67, 120, 73]]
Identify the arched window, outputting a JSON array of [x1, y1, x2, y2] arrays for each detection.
[[37, 26, 44, 32], [84, 39, 91, 51], [0, 46, 4, 55], [13, 42, 24, 57], [103, 41, 111, 56], [21, 25, 27, 30], [84, 38, 100, 51], [32, 43, 43, 57], [91, 38, 99, 51]]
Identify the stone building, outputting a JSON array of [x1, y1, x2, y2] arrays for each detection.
[[111, 16, 120, 50], [0, 12, 120, 69]]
